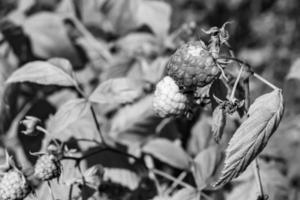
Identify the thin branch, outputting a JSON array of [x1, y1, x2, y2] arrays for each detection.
[[230, 64, 244, 100], [253, 159, 265, 198], [90, 105, 105, 144], [253, 73, 279, 90], [152, 169, 195, 190]]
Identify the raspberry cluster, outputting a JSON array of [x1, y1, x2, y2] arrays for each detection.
[[34, 154, 61, 181], [0, 170, 31, 200]]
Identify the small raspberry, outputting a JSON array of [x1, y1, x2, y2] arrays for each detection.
[[153, 76, 188, 117], [0, 170, 30, 200], [34, 154, 61, 181], [166, 41, 220, 89]]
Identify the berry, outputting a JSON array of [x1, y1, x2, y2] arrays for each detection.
[[34, 154, 61, 181], [166, 41, 220, 89], [0, 170, 30, 200], [153, 76, 188, 117]]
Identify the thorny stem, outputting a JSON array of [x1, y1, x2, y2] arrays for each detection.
[[152, 169, 194, 190], [253, 159, 265, 198], [229, 64, 244, 101]]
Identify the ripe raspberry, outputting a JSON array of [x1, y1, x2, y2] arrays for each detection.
[[34, 154, 61, 181], [0, 170, 30, 200], [153, 76, 188, 117], [166, 41, 220, 89]]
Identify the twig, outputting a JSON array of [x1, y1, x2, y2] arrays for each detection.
[[152, 169, 195, 190], [229, 64, 244, 100], [90, 105, 105, 144], [167, 171, 188, 194], [68, 184, 74, 200], [253, 159, 265, 198], [253, 73, 279, 90]]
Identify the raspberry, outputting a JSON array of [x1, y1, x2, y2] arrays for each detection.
[[153, 76, 188, 117], [166, 41, 220, 89], [0, 170, 30, 200], [34, 154, 61, 181]]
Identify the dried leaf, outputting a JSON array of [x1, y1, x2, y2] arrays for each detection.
[[172, 188, 200, 200], [47, 98, 90, 134], [215, 89, 284, 186], [142, 138, 192, 170], [193, 146, 221, 189], [103, 168, 140, 190], [89, 78, 144, 105], [6, 61, 75, 86], [212, 106, 226, 143]]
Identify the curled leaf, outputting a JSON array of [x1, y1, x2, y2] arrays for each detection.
[[214, 89, 284, 187], [212, 105, 226, 143]]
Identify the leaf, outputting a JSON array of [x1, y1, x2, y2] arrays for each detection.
[[215, 89, 284, 186], [106, 0, 139, 35], [23, 12, 82, 66], [286, 58, 300, 80], [193, 146, 221, 189], [142, 138, 192, 170], [89, 78, 144, 105], [47, 98, 90, 134], [226, 161, 288, 200], [172, 188, 200, 200], [136, 0, 171, 38], [103, 168, 140, 190], [109, 95, 161, 144], [6, 61, 75, 86]]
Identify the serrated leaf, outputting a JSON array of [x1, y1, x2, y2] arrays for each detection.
[[215, 89, 284, 186], [171, 188, 200, 200], [6, 61, 75, 86], [103, 168, 140, 190], [47, 98, 90, 134], [193, 146, 221, 189], [142, 138, 192, 170], [89, 78, 144, 105]]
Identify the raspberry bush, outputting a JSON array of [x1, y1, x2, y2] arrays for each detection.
[[0, 0, 299, 200]]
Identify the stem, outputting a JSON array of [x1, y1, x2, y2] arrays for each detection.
[[253, 73, 279, 90], [90, 105, 105, 144], [168, 171, 188, 194], [229, 64, 244, 100], [253, 159, 265, 198], [68, 184, 74, 200], [152, 169, 194, 190]]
